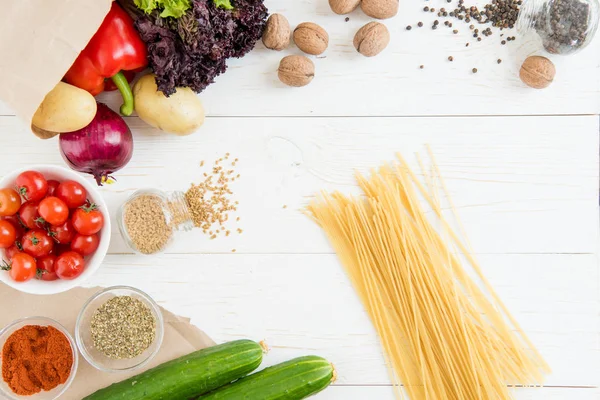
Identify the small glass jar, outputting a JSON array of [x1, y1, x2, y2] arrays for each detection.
[[117, 189, 193, 255], [517, 0, 599, 54]]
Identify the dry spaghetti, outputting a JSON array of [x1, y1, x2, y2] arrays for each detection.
[[307, 151, 549, 399]]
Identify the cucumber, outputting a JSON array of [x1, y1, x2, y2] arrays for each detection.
[[199, 355, 336, 400], [83, 339, 264, 400]]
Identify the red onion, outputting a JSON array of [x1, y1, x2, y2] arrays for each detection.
[[59, 103, 133, 186]]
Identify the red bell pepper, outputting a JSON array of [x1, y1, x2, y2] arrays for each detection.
[[64, 2, 147, 116]]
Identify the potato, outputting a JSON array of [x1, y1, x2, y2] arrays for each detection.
[[32, 82, 96, 134], [133, 74, 204, 135]]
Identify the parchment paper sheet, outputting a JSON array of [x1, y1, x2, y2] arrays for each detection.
[[0, 285, 215, 399]]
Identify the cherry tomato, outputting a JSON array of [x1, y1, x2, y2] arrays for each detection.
[[56, 181, 87, 209], [55, 251, 85, 280], [0, 220, 17, 248], [72, 204, 104, 235], [71, 233, 99, 256], [2, 215, 25, 240], [48, 220, 75, 245], [39, 196, 69, 226], [21, 229, 53, 258], [18, 202, 42, 230], [0, 188, 22, 217], [46, 180, 60, 197], [4, 242, 21, 260], [4, 253, 36, 282], [15, 171, 48, 202], [37, 255, 58, 281]]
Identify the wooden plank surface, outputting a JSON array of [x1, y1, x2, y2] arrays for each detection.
[[0, 2, 599, 117], [84, 253, 600, 387], [1, 1, 599, 396], [0, 115, 597, 255], [316, 386, 599, 400]]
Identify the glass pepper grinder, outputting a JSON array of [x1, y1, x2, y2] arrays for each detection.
[[117, 189, 194, 255], [517, 0, 599, 54]]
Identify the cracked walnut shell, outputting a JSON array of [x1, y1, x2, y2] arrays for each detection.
[[293, 22, 329, 55], [354, 22, 390, 57], [278, 55, 315, 87], [262, 14, 291, 51]]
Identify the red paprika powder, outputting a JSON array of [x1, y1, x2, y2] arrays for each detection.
[[1, 325, 73, 395]]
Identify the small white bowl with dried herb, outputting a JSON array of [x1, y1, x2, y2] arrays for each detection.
[[75, 286, 164, 373]]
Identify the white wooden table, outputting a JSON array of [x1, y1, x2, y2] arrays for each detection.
[[1, 1, 599, 399]]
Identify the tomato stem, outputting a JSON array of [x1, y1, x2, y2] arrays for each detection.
[[17, 186, 28, 201], [80, 202, 98, 213], [47, 229, 59, 243]]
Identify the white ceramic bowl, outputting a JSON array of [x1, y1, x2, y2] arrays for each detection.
[[0, 316, 78, 400], [0, 165, 111, 295]]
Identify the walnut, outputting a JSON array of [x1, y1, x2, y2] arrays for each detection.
[[519, 56, 556, 89], [293, 22, 329, 55], [329, 0, 361, 14], [354, 22, 390, 57], [262, 14, 291, 51], [278, 55, 315, 87], [361, 0, 399, 19]]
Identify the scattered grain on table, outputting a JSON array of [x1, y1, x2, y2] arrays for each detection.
[[185, 154, 241, 239]]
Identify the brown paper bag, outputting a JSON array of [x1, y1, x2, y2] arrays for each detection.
[[0, 285, 215, 399], [0, 0, 113, 137]]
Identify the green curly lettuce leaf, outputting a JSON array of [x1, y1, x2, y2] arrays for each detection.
[[133, 0, 190, 18], [214, 0, 234, 10]]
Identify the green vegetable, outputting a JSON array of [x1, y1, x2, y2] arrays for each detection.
[[134, 0, 191, 18], [83, 339, 265, 400], [214, 0, 234, 10], [199, 356, 336, 400]]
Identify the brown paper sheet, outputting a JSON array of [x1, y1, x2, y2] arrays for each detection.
[[0, 285, 215, 399], [0, 0, 112, 131]]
